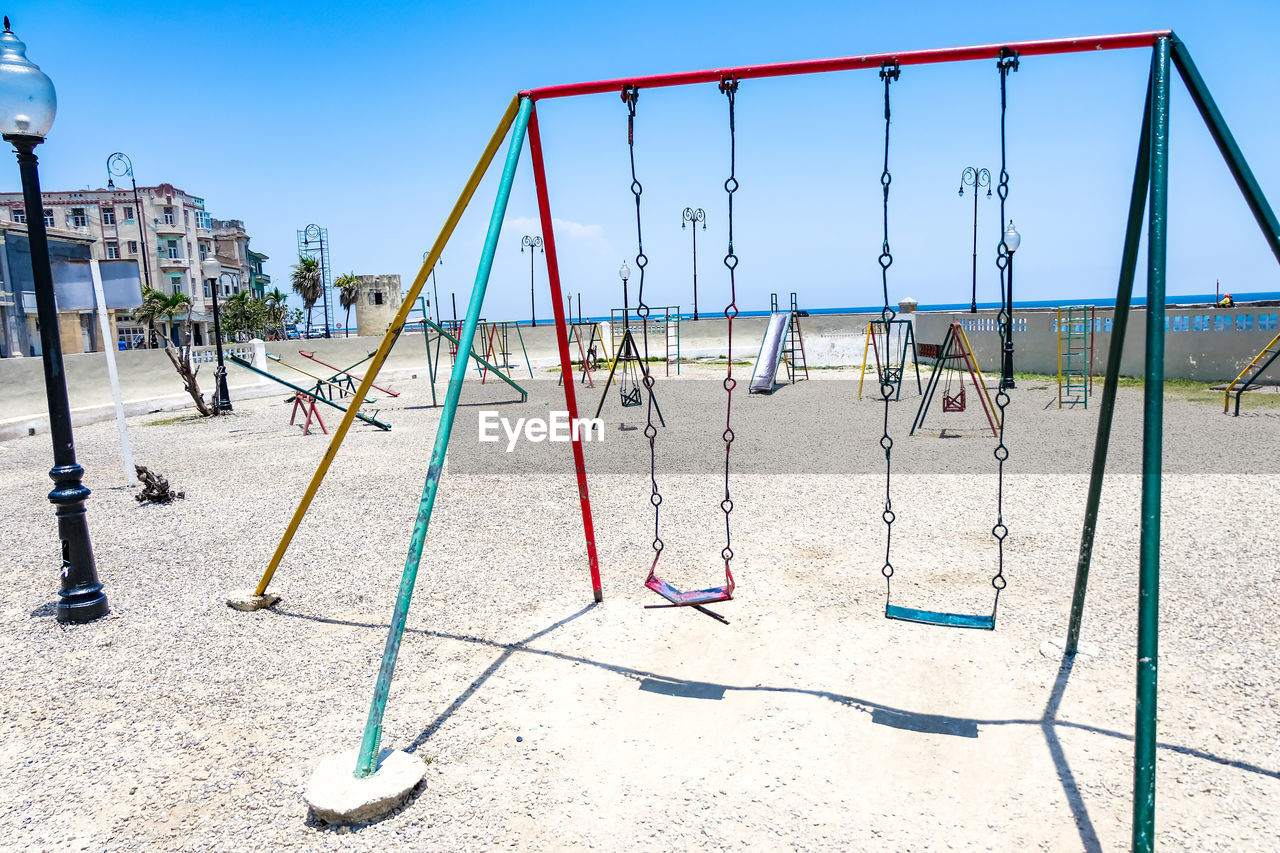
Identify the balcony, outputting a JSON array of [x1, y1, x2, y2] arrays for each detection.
[[158, 256, 189, 271], [153, 219, 185, 236]]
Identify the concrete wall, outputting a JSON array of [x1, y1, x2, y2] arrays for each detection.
[[6, 303, 1279, 440], [0, 334, 433, 441], [354, 274, 402, 336], [912, 303, 1280, 382]]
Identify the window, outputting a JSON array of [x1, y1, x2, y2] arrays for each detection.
[[102, 207, 116, 225], [123, 206, 134, 221], [70, 207, 88, 227], [43, 210, 54, 228], [163, 207, 175, 225], [199, 243, 208, 261], [127, 240, 138, 254], [373, 291, 384, 305], [105, 242, 120, 259], [12, 208, 25, 223], [1171, 316, 1189, 332], [1237, 314, 1254, 331], [1261, 314, 1278, 332], [1214, 315, 1230, 332], [183, 209, 190, 226], [166, 239, 180, 259], [203, 281, 211, 298], [195, 210, 211, 229]]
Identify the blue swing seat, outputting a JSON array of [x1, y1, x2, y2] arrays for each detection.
[[885, 604, 995, 631]]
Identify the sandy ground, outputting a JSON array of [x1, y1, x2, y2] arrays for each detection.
[[1, 362, 1278, 852]]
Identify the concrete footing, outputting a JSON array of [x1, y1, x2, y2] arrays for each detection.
[[304, 748, 427, 824], [225, 589, 280, 611]]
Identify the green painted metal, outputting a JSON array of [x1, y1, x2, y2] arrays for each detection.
[[1170, 38, 1280, 264], [1057, 306, 1091, 407], [1134, 37, 1170, 853], [1064, 71, 1151, 658], [514, 323, 534, 378], [226, 354, 390, 431], [353, 96, 532, 779], [884, 604, 994, 631], [423, 316, 528, 402], [418, 297, 438, 408]]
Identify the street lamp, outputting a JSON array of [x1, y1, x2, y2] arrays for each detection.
[[201, 258, 233, 412], [619, 260, 630, 326], [0, 18, 108, 623], [1000, 220, 1021, 389], [422, 251, 442, 323], [681, 207, 706, 320], [958, 167, 991, 313], [521, 235, 542, 327], [106, 152, 153, 296], [302, 224, 330, 338]]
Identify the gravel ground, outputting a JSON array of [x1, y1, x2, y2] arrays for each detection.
[[1, 365, 1278, 852]]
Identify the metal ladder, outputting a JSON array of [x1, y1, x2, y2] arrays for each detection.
[[1225, 330, 1280, 415], [776, 292, 809, 383], [1057, 305, 1092, 408]]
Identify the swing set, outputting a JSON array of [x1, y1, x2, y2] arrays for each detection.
[[231, 32, 1280, 850]]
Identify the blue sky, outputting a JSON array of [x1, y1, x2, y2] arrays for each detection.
[[7, 0, 1280, 321]]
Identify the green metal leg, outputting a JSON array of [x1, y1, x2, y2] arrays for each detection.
[[1065, 69, 1152, 655], [1134, 37, 1170, 853], [514, 323, 533, 378], [354, 96, 532, 779], [419, 297, 438, 408], [1170, 39, 1280, 263]]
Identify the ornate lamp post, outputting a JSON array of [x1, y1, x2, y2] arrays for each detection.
[[421, 251, 443, 323], [1000, 220, 1021, 389], [619, 260, 630, 326], [521, 235, 542, 326], [201, 258, 233, 412], [681, 207, 706, 320], [106, 152, 153, 295], [302, 223, 330, 338], [1, 18, 107, 622], [958, 167, 991, 313]]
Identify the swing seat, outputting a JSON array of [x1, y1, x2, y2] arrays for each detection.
[[620, 386, 642, 407], [885, 603, 995, 630], [646, 575, 734, 606], [942, 388, 966, 412]]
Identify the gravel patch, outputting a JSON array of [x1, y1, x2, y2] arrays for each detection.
[[1, 367, 1277, 851]]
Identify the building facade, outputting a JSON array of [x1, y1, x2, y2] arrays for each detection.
[[0, 183, 266, 352], [354, 274, 402, 337], [0, 222, 101, 358]]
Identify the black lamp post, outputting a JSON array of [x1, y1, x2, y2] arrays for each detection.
[[521, 235, 542, 327], [619, 260, 630, 326], [1000, 220, 1021, 389], [201, 258, 233, 412], [1, 19, 108, 623], [106, 152, 152, 296], [681, 207, 706, 320], [422, 251, 443, 323], [958, 167, 991, 313]]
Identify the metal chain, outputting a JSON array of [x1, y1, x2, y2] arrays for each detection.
[[991, 49, 1018, 602], [622, 84, 664, 559], [719, 76, 740, 578], [878, 62, 900, 599]]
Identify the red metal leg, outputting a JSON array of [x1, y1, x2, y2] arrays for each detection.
[[528, 104, 603, 603]]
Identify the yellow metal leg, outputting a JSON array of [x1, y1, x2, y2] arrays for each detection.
[[251, 95, 521, 598], [858, 321, 873, 399], [956, 324, 1001, 430]]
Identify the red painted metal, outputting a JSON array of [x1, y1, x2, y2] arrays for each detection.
[[297, 350, 400, 397], [289, 391, 328, 436], [523, 31, 1169, 100], [527, 103, 604, 603]]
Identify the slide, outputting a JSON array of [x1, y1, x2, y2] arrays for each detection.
[[749, 312, 791, 394]]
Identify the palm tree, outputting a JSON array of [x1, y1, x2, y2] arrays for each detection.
[[264, 287, 289, 339], [335, 273, 360, 337], [157, 290, 192, 347], [290, 256, 323, 338], [132, 286, 168, 348]]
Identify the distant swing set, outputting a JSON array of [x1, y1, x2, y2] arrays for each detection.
[[225, 31, 1280, 848]]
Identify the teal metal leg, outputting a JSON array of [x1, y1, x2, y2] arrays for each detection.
[[419, 297, 438, 408], [1065, 69, 1152, 655], [1170, 39, 1280, 263], [1134, 37, 1170, 853], [353, 97, 533, 779]]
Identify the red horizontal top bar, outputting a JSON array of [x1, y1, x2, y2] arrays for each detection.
[[522, 31, 1171, 100]]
